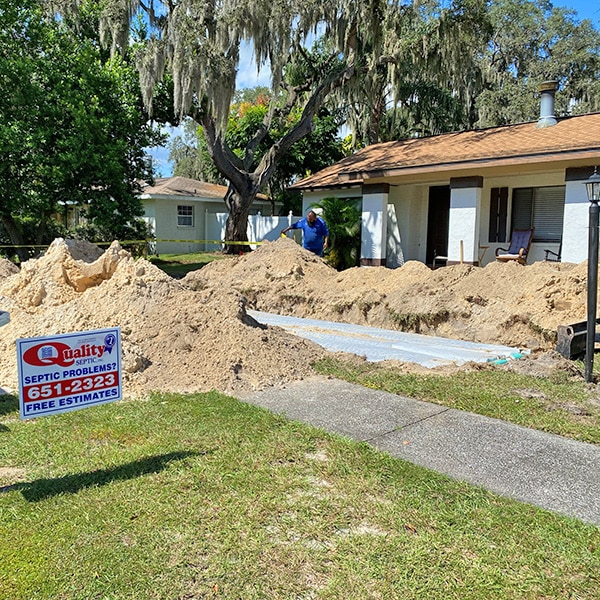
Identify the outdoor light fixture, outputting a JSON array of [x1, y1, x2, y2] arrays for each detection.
[[585, 166, 600, 382], [586, 166, 600, 202]]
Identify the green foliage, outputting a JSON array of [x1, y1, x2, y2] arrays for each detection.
[[476, 0, 600, 126], [339, 0, 599, 143], [336, 0, 492, 146], [310, 197, 362, 270], [170, 89, 345, 214], [380, 81, 467, 140], [49, 0, 600, 251], [0, 0, 165, 259]]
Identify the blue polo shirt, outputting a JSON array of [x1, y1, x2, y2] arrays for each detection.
[[291, 217, 329, 254]]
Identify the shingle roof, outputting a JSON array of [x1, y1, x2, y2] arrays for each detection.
[[141, 176, 270, 201], [291, 113, 600, 190], [141, 176, 228, 199]]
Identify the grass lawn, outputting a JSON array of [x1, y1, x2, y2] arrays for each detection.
[[147, 251, 230, 277], [1, 390, 599, 599]]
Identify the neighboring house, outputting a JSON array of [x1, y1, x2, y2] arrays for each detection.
[[140, 176, 278, 254], [291, 83, 600, 267]]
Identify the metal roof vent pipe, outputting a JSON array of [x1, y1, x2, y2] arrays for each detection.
[[536, 80, 559, 128]]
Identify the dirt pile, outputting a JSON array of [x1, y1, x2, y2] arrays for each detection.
[[0, 237, 589, 397], [0, 239, 326, 396], [186, 237, 588, 350], [0, 259, 18, 280]]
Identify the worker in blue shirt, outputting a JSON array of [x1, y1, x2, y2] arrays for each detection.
[[282, 210, 329, 257]]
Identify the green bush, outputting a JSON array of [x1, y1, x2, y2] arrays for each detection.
[[311, 196, 361, 270]]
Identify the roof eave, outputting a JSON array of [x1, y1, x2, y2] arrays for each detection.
[[312, 148, 597, 188], [140, 193, 224, 201]]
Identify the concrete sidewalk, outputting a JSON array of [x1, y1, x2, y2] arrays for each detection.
[[238, 377, 600, 526]]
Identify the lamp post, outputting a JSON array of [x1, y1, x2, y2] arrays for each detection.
[[585, 167, 600, 382]]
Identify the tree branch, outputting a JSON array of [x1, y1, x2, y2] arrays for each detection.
[[255, 60, 355, 188], [200, 114, 252, 195], [242, 63, 311, 170]]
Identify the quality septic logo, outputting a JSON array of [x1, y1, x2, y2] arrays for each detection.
[[22, 339, 110, 367]]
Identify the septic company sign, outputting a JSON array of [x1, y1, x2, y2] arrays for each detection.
[[17, 328, 122, 420]]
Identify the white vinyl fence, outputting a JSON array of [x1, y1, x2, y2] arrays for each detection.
[[204, 210, 299, 251]]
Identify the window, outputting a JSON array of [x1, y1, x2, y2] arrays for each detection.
[[512, 186, 565, 243], [177, 205, 193, 227]]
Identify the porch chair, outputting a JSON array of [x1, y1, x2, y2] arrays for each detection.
[[544, 241, 562, 262], [495, 228, 534, 265]]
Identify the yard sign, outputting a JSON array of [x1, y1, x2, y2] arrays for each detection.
[[17, 328, 122, 420]]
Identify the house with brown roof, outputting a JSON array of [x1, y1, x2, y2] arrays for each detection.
[[291, 84, 600, 267], [140, 176, 275, 254]]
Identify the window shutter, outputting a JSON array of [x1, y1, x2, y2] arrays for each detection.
[[489, 187, 508, 243], [532, 186, 564, 243]]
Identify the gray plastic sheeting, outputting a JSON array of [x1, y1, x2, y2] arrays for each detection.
[[248, 310, 522, 368]]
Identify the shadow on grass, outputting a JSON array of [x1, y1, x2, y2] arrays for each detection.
[[0, 394, 19, 418], [17, 450, 202, 502]]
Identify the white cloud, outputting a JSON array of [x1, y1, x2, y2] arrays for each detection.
[[236, 40, 271, 89], [145, 124, 184, 178]]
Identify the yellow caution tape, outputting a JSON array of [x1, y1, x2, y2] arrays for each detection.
[[0, 238, 265, 250]]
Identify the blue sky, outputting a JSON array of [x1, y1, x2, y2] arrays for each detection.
[[147, 1, 600, 177], [555, 0, 600, 22]]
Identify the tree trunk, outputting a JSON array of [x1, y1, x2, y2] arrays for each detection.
[[198, 59, 357, 254], [223, 185, 254, 254], [0, 213, 29, 264], [35, 207, 53, 246], [368, 92, 386, 145]]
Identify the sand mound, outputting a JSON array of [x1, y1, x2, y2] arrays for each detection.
[[0, 259, 18, 280], [186, 238, 587, 351], [0, 239, 325, 396], [0, 236, 591, 397]]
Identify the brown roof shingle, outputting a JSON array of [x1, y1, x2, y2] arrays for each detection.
[[141, 176, 228, 199], [291, 113, 600, 190], [141, 176, 270, 201]]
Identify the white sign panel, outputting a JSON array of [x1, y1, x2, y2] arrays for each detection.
[[17, 328, 122, 420]]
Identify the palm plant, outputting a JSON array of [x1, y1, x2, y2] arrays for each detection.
[[310, 197, 361, 271]]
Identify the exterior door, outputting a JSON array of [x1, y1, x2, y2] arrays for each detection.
[[426, 186, 450, 266]]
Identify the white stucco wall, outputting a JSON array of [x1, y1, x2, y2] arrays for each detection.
[[387, 185, 428, 263], [562, 179, 590, 263], [448, 187, 481, 264], [386, 204, 405, 268]]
